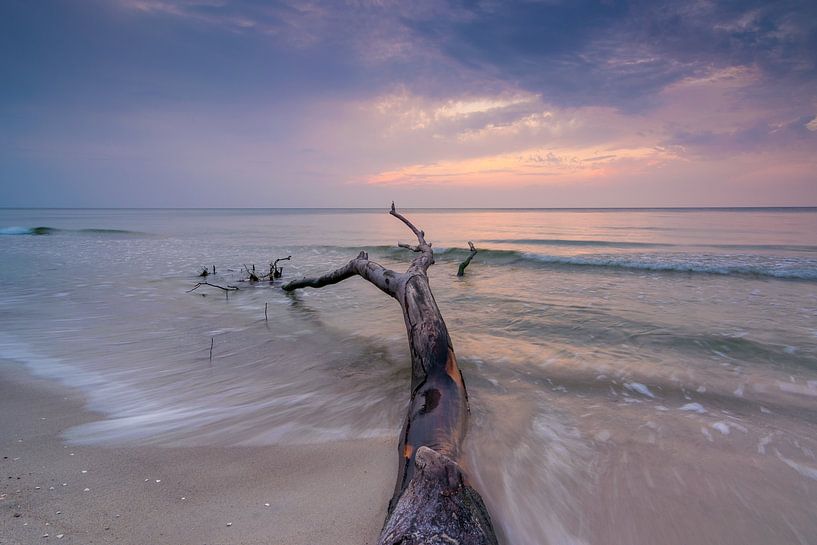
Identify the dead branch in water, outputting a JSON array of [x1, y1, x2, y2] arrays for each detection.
[[253, 256, 293, 281], [243, 264, 259, 282], [283, 203, 497, 545], [269, 256, 291, 279], [273, 255, 291, 272], [457, 241, 478, 277], [187, 282, 239, 298]]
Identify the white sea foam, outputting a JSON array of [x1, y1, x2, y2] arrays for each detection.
[[775, 450, 817, 481], [680, 403, 706, 413], [712, 422, 731, 435], [595, 430, 611, 442], [0, 226, 33, 235], [517, 251, 817, 280], [777, 381, 817, 397], [758, 435, 773, 455], [625, 382, 656, 398]]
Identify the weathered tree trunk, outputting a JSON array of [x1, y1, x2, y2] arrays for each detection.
[[457, 241, 478, 277], [282, 204, 498, 545]]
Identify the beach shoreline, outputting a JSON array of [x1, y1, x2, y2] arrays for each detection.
[[2, 208, 816, 544], [0, 360, 396, 545]]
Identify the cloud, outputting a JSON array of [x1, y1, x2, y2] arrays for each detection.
[[2, 0, 816, 206], [115, 0, 430, 62], [364, 144, 675, 186], [107, 0, 817, 109], [118, 1, 329, 46], [656, 66, 817, 157], [295, 59, 815, 192], [111, 0, 817, 112]]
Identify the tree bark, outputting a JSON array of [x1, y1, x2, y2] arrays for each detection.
[[282, 204, 498, 545]]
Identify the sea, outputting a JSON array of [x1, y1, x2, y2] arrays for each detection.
[[1, 207, 816, 545]]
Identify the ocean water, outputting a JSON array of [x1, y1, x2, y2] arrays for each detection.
[[1, 207, 816, 545]]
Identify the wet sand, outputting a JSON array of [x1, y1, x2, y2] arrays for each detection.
[[0, 361, 396, 545]]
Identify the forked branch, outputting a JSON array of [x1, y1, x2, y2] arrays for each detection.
[[390, 203, 434, 273], [390, 201, 427, 247], [272, 255, 291, 278], [282, 251, 399, 297], [398, 242, 422, 252], [243, 264, 259, 282]]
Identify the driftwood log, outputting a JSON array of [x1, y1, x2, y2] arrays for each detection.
[[457, 241, 478, 277], [282, 204, 498, 545]]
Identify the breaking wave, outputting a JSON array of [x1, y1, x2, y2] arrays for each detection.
[[0, 226, 143, 236], [484, 238, 673, 248], [353, 245, 817, 281], [484, 238, 817, 253]]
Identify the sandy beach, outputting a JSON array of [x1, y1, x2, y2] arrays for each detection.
[[0, 361, 396, 545]]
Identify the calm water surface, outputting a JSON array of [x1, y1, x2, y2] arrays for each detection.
[[1, 208, 816, 545]]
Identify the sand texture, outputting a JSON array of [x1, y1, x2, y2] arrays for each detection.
[[0, 362, 396, 545]]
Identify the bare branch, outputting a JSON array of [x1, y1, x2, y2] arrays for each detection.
[[390, 203, 434, 273], [457, 241, 478, 277], [282, 251, 400, 297], [242, 264, 259, 282], [272, 255, 291, 278], [187, 282, 239, 293], [273, 255, 291, 268], [398, 242, 422, 252], [390, 202, 427, 247]]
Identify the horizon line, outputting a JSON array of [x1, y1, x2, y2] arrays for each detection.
[[2, 206, 816, 211]]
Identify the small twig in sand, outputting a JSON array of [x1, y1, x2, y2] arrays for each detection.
[[209, 337, 214, 362]]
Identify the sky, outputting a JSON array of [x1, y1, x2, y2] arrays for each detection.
[[1, 0, 816, 208]]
